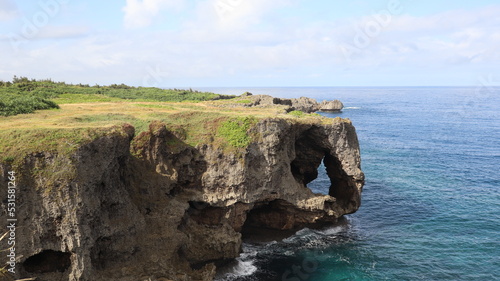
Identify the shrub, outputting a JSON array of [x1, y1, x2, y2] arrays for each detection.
[[288, 110, 305, 117], [0, 95, 59, 116]]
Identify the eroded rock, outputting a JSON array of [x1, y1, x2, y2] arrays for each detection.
[[236, 95, 323, 113], [0, 117, 364, 281], [319, 100, 344, 112]]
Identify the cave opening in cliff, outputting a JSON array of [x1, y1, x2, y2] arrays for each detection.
[[290, 128, 354, 207], [305, 158, 330, 194], [23, 250, 71, 274], [324, 153, 357, 210], [290, 133, 326, 190], [241, 199, 302, 241], [290, 129, 335, 195]]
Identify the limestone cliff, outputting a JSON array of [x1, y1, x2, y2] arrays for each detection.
[[0, 117, 364, 281]]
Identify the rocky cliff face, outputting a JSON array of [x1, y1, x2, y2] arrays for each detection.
[[0, 117, 364, 281]]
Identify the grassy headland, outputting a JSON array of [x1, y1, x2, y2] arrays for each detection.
[[0, 77, 344, 165]]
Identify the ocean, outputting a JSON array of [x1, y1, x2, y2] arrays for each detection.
[[198, 87, 500, 281]]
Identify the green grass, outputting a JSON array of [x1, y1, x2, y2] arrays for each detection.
[[288, 110, 306, 117], [217, 117, 257, 148], [235, 99, 252, 104], [2, 156, 14, 163], [53, 93, 125, 103], [154, 111, 227, 147], [134, 104, 176, 110], [0, 94, 59, 116], [0, 76, 236, 116], [66, 113, 150, 133]]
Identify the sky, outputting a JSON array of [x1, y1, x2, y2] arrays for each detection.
[[0, 0, 499, 87]]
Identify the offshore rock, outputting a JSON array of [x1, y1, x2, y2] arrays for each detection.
[[319, 100, 344, 112], [0, 117, 364, 281]]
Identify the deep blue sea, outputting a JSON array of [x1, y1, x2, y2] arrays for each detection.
[[199, 87, 500, 281]]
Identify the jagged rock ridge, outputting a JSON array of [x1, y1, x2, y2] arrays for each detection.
[[0, 117, 364, 281], [234, 94, 344, 113]]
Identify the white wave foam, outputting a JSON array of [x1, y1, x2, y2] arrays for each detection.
[[316, 225, 345, 236], [293, 227, 313, 237], [344, 107, 361, 109], [239, 249, 258, 260], [217, 259, 257, 281], [229, 259, 258, 277], [216, 244, 259, 280]]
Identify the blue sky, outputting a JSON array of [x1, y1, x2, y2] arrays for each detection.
[[0, 0, 499, 87]]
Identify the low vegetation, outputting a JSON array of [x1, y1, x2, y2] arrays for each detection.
[[217, 117, 257, 148], [235, 99, 252, 104], [0, 76, 234, 116], [287, 110, 306, 117], [0, 94, 59, 116]]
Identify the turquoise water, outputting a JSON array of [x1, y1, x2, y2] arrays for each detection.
[[205, 87, 500, 281]]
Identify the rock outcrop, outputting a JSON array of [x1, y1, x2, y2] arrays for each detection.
[[0, 117, 364, 281], [290, 97, 320, 113], [319, 100, 344, 112], [234, 94, 343, 113]]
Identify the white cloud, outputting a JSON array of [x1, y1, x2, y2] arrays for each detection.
[[2, 3, 499, 86], [177, 0, 296, 43], [0, 0, 18, 21], [211, 0, 294, 30], [0, 25, 89, 46], [333, 5, 500, 67], [37, 25, 90, 40], [122, 0, 185, 29]]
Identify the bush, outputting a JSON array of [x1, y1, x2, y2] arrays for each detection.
[[288, 110, 305, 117], [0, 95, 59, 116]]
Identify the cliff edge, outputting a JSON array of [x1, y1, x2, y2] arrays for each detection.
[[0, 103, 363, 281]]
